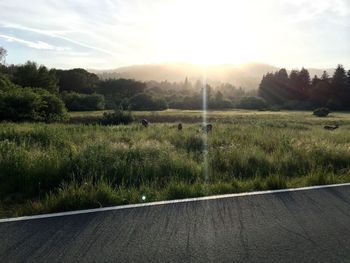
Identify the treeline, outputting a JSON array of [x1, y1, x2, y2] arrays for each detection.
[[0, 46, 256, 122], [258, 65, 350, 110], [144, 79, 256, 110], [56, 71, 255, 111], [2, 45, 350, 123]]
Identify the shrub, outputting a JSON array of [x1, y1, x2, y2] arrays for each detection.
[[313, 107, 330, 117], [35, 89, 68, 122], [129, 93, 168, 111], [283, 100, 313, 110], [100, 109, 134, 125], [239, 96, 267, 110], [0, 87, 68, 122], [0, 88, 41, 121], [61, 91, 105, 111], [0, 73, 17, 91]]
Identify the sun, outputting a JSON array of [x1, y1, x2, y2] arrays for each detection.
[[151, 0, 260, 65]]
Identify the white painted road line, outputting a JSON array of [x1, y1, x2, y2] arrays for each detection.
[[1, 182, 350, 223]]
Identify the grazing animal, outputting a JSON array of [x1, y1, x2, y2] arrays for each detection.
[[324, 124, 339, 130], [202, 123, 213, 133], [178, 123, 183, 131], [141, 119, 149, 127]]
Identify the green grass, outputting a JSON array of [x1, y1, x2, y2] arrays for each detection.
[[1, 110, 350, 218]]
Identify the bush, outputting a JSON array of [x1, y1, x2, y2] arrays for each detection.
[[0, 73, 17, 91], [239, 96, 267, 110], [283, 100, 313, 110], [130, 93, 168, 111], [209, 98, 233, 109], [0, 87, 68, 122], [313, 107, 330, 117], [61, 91, 105, 111], [101, 109, 134, 125]]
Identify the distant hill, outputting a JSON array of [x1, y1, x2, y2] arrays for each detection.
[[90, 63, 334, 90]]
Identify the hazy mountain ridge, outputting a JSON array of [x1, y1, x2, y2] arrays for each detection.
[[90, 63, 334, 90]]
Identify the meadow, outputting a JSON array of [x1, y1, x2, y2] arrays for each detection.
[[1, 110, 350, 218]]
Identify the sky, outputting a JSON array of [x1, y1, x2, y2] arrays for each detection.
[[0, 0, 349, 69]]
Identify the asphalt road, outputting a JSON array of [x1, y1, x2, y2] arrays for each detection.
[[1, 185, 350, 263]]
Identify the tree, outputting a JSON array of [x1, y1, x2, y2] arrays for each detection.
[[0, 73, 17, 91], [12, 61, 58, 93], [345, 70, 350, 108], [98, 78, 146, 108], [214, 91, 224, 102], [0, 47, 7, 64], [184, 77, 191, 89], [54, 68, 99, 94], [288, 70, 301, 100], [61, 92, 105, 111], [288, 70, 305, 100], [34, 88, 68, 122], [309, 80, 332, 107], [321, 71, 329, 82], [311, 75, 320, 87], [289, 70, 299, 87], [297, 68, 310, 99], [0, 87, 67, 122], [332, 65, 347, 86], [275, 68, 288, 83], [332, 65, 347, 108], [258, 73, 289, 105]]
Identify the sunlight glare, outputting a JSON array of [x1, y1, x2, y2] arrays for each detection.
[[153, 0, 260, 65]]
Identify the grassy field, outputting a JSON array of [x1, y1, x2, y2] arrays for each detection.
[[1, 110, 350, 218]]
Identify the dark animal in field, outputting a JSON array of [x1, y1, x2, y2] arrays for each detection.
[[141, 119, 149, 127], [324, 124, 339, 130], [178, 123, 183, 131], [202, 123, 213, 133]]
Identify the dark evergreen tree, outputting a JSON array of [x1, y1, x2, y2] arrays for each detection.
[[289, 70, 305, 100], [309, 80, 331, 107], [298, 68, 311, 95], [332, 65, 347, 108], [344, 70, 350, 108], [311, 75, 320, 86], [258, 72, 286, 105], [321, 71, 329, 82], [275, 68, 288, 83]]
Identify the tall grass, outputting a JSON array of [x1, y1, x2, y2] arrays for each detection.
[[1, 110, 350, 216]]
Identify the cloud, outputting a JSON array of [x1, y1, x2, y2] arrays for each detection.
[[0, 34, 69, 51], [1, 22, 129, 58], [281, 0, 350, 24], [0, 0, 349, 68]]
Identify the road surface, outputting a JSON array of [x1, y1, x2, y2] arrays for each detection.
[[1, 184, 350, 262]]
